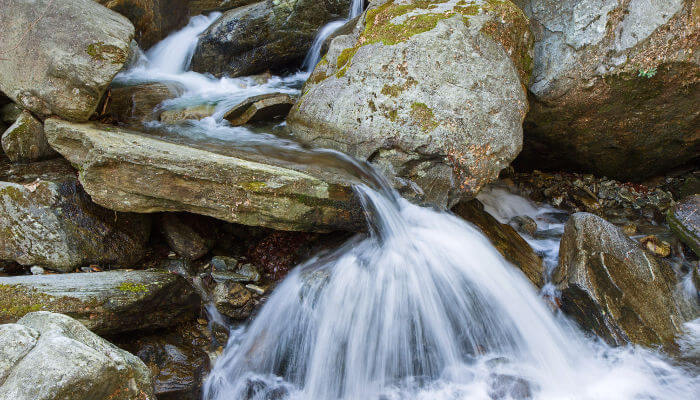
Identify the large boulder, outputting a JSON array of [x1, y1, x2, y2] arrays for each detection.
[[515, 0, 699, 180], [287, 0, 532, 207], [453, 199, 544, 288], [667, 194, 700, 256], [0, 312, 154, 400], [554, 212, 695, 347], [96, 0, 190, 49], [44, 119, 364, 231], [0, 158, 152, 271], [103, 82, 181, 127], [0, 270, 200, 334], [190, 0, 353, 77], [0, 0, 135, 121], [1, 110, 57, 162]]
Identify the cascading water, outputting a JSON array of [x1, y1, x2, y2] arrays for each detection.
[[112, 10, 699, 400]]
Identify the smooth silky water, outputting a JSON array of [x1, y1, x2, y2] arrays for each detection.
[[113, 6, 699, 399]]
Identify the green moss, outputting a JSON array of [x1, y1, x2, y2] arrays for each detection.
[[388, 109, 398, 122], [117, 281, 148, 293], [242, 181, 268, 191], [87, 42, 128, 64], [410, 102, 439, 132]]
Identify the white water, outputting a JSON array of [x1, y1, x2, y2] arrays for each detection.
[[112, 10, 699, 400], [303, 0, 365, 72]]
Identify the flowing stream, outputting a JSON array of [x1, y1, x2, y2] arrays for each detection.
[[114, 8, 699, 400]]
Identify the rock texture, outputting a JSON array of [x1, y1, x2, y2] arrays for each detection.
[[453, 199, 544, 288], [160, 213, 218, 260], [667, 194, 700, 256], [104, 83, 181, 126], [0, 0, 135, 121], [288, 0, 532, 207], [0, 158, 151, 271], [554, 212, 693, 347], [515, 0, 699, 180], [0, 270, 200, 334], [44, 119, 364, 231], [97, 0, 190, 49], [224, 92, 294, 125], [1, 110, 57, 162], [191, 0, 353, 77], [0, 312, 154, 400]]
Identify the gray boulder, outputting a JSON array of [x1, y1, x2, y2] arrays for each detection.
[[0, 0, 134, 121], [0, 312, 154, 400], [223, 92, 294, 125], [515, 0, 699, 180], [288, 0, 532, 207], [44, 119, 364, 231], [191, 0, 353, 77], [0, 270, 200, 334], [1, 110, 57, 162], [554, 212, 696, 347], [0, 158, 151, 271]]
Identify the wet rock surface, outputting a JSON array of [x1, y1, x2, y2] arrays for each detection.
[[453, 199, 544, 288], [0, 312, 153, 400], [224, 92, 294, 125], [0, 270, 200, 334], [0, 158, 152, 271], [191, 0, 353, 77], [668, 194, 700, 257], [288, 0, 532, 207], [554, 212, 696, 347], [102, 82, 181, 127], [0, 0, 134, 121], [44, 119, 364, 231], [515, 0, 699, 180]]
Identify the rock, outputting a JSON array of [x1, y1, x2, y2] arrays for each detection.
[[116, 329, 211, 400], [210, 256, 239, 272], [213, 281, 255, 320], [510, 215, 538, 236], [188, 0, 258, 16], [161, 214, 218, 260], [667, 194, 700, 256], [159, 104, 216, 124], [44, 119, 364, 231], [639, 235, 671, 258], [0, 312, 154, 400], [0, 158, 151, 271], [453, 199, 544, 288], [191, 0, 353, 77], [554, 212, 692, 347], [223, 92, 294, 125], [0, 0, 135, 121], [96, 0, 190, 49], [104, 82, 181, 126], [211, 257, 260, 283], [0, 103, 22, 125], [288, 0, 532, 207], [515, 0, 699, 180], [1, 110, 57, 162], [0, 270, 200, 334], [320, 15, 360, 56], [29, 266, 45, 275]]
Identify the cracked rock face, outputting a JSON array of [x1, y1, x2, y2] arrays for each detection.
[[554, 212, 698, 347], [288, 0, 532, 207], [515, 0, 699, 180]]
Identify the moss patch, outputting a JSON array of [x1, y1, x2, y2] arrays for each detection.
[[410, 102, 439, 132], [87, 42, 128, 64], [0, 284, 86, 322], [117, 281, 148, 293]]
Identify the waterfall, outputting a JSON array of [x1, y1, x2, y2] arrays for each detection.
[[303, 0, 366, 72], [202, 182, 699, 400]]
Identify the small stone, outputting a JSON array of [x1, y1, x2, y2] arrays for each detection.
[[640, 235, 671, 258], [211, 256, 239, 272], [245, 284, 265, 295], [1, 110, 57, 163], [622, 223, 637, 235], [213, 282, 254, 320], [223, 93, 294, 126], [30, 266, 44, 275], [168, 251, 177, 259], [510, 216, 538, 236], [159, 104, 216, 124]]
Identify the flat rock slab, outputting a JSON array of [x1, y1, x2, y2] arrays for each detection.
[[224, 92, 294, 125], [0, 270, 200, 334], [44, 119, 364, 231]]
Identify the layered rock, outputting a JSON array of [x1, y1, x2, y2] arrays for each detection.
[[667, 194, 700, 256], [515, 0, 699, 180], [0, 312, 153, 400], [224, 92, 294, 125], [1, 110, 57, 162], [288, 0, 532, 207], [554, 212, 694, 347], [0, 158, 151, 271], [191, 0, 353, 77], [0, 0, 134, 121], [0, 270, 200, 334], [453, 199, 544, 288], [44, 119, 364, 231]]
